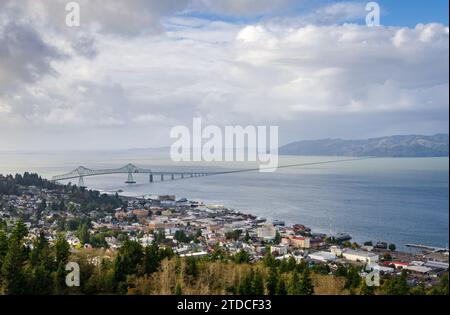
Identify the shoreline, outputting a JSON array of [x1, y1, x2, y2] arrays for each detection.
[[117, 192, 447, 256]]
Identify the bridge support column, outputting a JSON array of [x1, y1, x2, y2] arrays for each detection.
[[125, 172, 136, 184], [161, 174, 164, 181], [149, 174, 153, 183], [78, 176, 85, 187], [171, 174, 174, 180], [181, 174, 184, 179]]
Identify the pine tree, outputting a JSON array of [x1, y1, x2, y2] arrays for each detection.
[[385, 270, 409, 295], [266, 267, 278, 295], [55, 233, 70, 266], [344, 265, 361, 289], [77, 223, 90, 245], [299, 268, 314, 295], [0, 231, 8, 267], [143, 243, 160, 274], [288, 270, 300, 294], [252, 269, 264, 295], [1, 221, 28, 294], [113, 240, 143, 282], [184, 257, 199, 279], [53, 233, 71, 293], [238, 270, 254, 295], [28, 231, 54, 294], [244, 231, 251, 243], [276, 276, 287, 295], [262, 252, 277, 268]]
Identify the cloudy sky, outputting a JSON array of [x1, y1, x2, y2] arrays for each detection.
[[0, 0, 448, 150]]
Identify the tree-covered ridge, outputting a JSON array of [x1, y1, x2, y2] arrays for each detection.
[[0, 172, 122, 213], [0, 173, 58, 195]]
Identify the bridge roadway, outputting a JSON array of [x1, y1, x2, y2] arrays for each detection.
[[50, 158, 370, 187], [50, 163, 218, 186]]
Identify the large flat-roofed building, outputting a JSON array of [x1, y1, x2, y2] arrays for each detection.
[[424, 261, 449, 271], [342, 249, 379, 264], [257, 224, 277, 240], [309, 251, 337, 262]]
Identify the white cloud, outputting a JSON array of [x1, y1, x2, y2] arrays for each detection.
[[0, 1, 448, 150]]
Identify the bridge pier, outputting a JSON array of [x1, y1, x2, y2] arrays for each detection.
[[161, 174, 164, 181], [171, 174, 174, 180], [125, 172, 136, 184], [78, 176, 85, 187], [149, 174, 153, 183]]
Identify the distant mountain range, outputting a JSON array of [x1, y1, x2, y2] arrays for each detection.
[[279, 134, 449, 157]]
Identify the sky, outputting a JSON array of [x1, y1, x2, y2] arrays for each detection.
[[0, 0, 448, 151]]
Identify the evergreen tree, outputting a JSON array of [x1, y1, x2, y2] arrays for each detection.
[[211, 244, 225, 261], [344, 265, 361, 289], [244, 231, 251, 243], [385, 270, 409, 295], [276, 276, 287, 295], [30, 232, 51, 267], [55, 233, 70, 266], [288, 270, 300, 295], [234, 250, 251, 264], [0, 231, 8, 267], [31, 264, 54, 295], [28, 231, 54, 294], [238, 270, 254, 295], [1, 221, 28, 294], [252, 269, 264, 295], [296, 259, 308, 273], [52, 233, 71, 293], [184, 257, 199, 279], [113, 240, 143, 282], [77, 223, 90, 245], [262, 252, 277, 268], [299, 268, 314, 295], [143, 243, 160, 274], [266, 267, 278, 295]]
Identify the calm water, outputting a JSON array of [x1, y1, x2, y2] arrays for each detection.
[[0, 150, 448, 250]]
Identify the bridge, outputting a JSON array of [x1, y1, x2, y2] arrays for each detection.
[[51, 163, 212, 186], [51, 158, 371, 187]]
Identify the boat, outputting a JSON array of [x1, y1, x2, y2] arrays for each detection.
[[272, 219, 285, 226]]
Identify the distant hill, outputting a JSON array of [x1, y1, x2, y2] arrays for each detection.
[[279, 134, 449, 157]]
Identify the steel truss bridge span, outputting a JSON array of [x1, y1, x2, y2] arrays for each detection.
[[51, 163, 211, 186], [50, 158, 370, 187]]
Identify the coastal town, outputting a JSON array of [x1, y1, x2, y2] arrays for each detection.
[[0, 173, 448, 294]]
